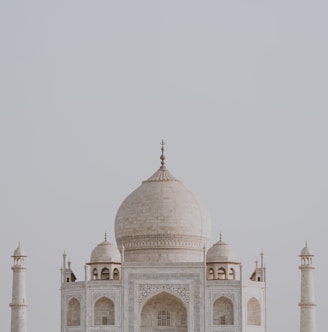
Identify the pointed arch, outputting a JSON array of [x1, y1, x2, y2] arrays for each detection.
[[92, 268, 98, 280], [67, 297, 80, 326], [101, 267, 110, 280], [140, 292, 187, 332], [113, 268, 119, 280], [94, 296, 114, 325], [218, 267, 227, 280], [213, 296, 234, 325], [229, 268, 236, 280], [247, 297, 261, 325], [208, 268, 214, 280]]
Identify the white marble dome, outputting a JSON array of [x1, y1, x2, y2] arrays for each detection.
[[90, 237, 121, 263], [300, 243, 313, 256], [206, 238, 238, 263], [115, 159, 211, 263], [12, 243, 26, 257]]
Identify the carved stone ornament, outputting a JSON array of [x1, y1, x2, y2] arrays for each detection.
[[138, 284, 190, 304]]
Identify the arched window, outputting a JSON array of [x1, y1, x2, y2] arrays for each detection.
[[218, 267, 226, 280], [67, 298, 80, 326], [208, 268, 214, 280], [113, 268, 119, 280], [213, 296, 234, 325], [92, 268, 98, 280], [94, 297, 115, 325], [229, 268, 236, 280], [157, 310, 170, 326], [101, 268, 110, 280], [247, 297, 261, 325]]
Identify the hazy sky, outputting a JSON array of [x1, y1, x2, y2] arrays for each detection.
[[1, 1, 327, 331]]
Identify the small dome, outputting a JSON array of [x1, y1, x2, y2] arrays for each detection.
[[12, 243, 26, 257], [90, 238, 121, 263], [207, 239, 238, 263], [300, 243, 314, 256]]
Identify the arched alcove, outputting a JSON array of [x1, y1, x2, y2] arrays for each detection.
[[140, 292, 187, 332], [213, 296, 234, 325], [218, 267, 227, 280], [92, 268, 98, 280], [247, 297, 261, 325], [208, 268, 214, 280], [229, 268, 236, 280], [113, 268, 119, 280], [94, 297, 114, 325], [101, 267, 110, 280], [67, 297, 80, 326]]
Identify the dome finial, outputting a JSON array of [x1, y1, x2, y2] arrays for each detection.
[[160, 139, 166, 167], [219, 231, 222, 241], [104, 231, 107, 241]]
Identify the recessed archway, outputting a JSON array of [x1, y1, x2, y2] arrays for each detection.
[[140, 292, 187, 332], [247, 297, 261, 326], [94, 296, 114, 325], [67, 297, 80, 326], [213, 296, 234, 325]]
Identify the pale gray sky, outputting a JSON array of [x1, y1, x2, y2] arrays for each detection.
[[1, 1, 327, 331]]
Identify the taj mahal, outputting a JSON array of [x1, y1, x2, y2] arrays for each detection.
[[9, 143, 317, 332]]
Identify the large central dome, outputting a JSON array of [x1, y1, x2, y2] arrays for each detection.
[[114, 145, 211, 263]]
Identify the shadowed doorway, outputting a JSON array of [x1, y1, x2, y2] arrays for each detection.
[[140, 292, 187, 332]]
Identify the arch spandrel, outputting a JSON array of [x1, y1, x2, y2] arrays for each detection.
[[138, 284, 190, 305]]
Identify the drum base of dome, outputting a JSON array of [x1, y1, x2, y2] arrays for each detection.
[[122, 247, 208, 263]]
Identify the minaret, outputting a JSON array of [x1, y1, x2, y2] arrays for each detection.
[[299, 242, 316, 332], [10, 243, 28, 332]]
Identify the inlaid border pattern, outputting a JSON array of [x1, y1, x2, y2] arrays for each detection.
[[138, 283, 190, 304]]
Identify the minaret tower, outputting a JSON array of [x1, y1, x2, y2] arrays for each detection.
[[299, 242, 316, 332], [10, 243, 28, 332]]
